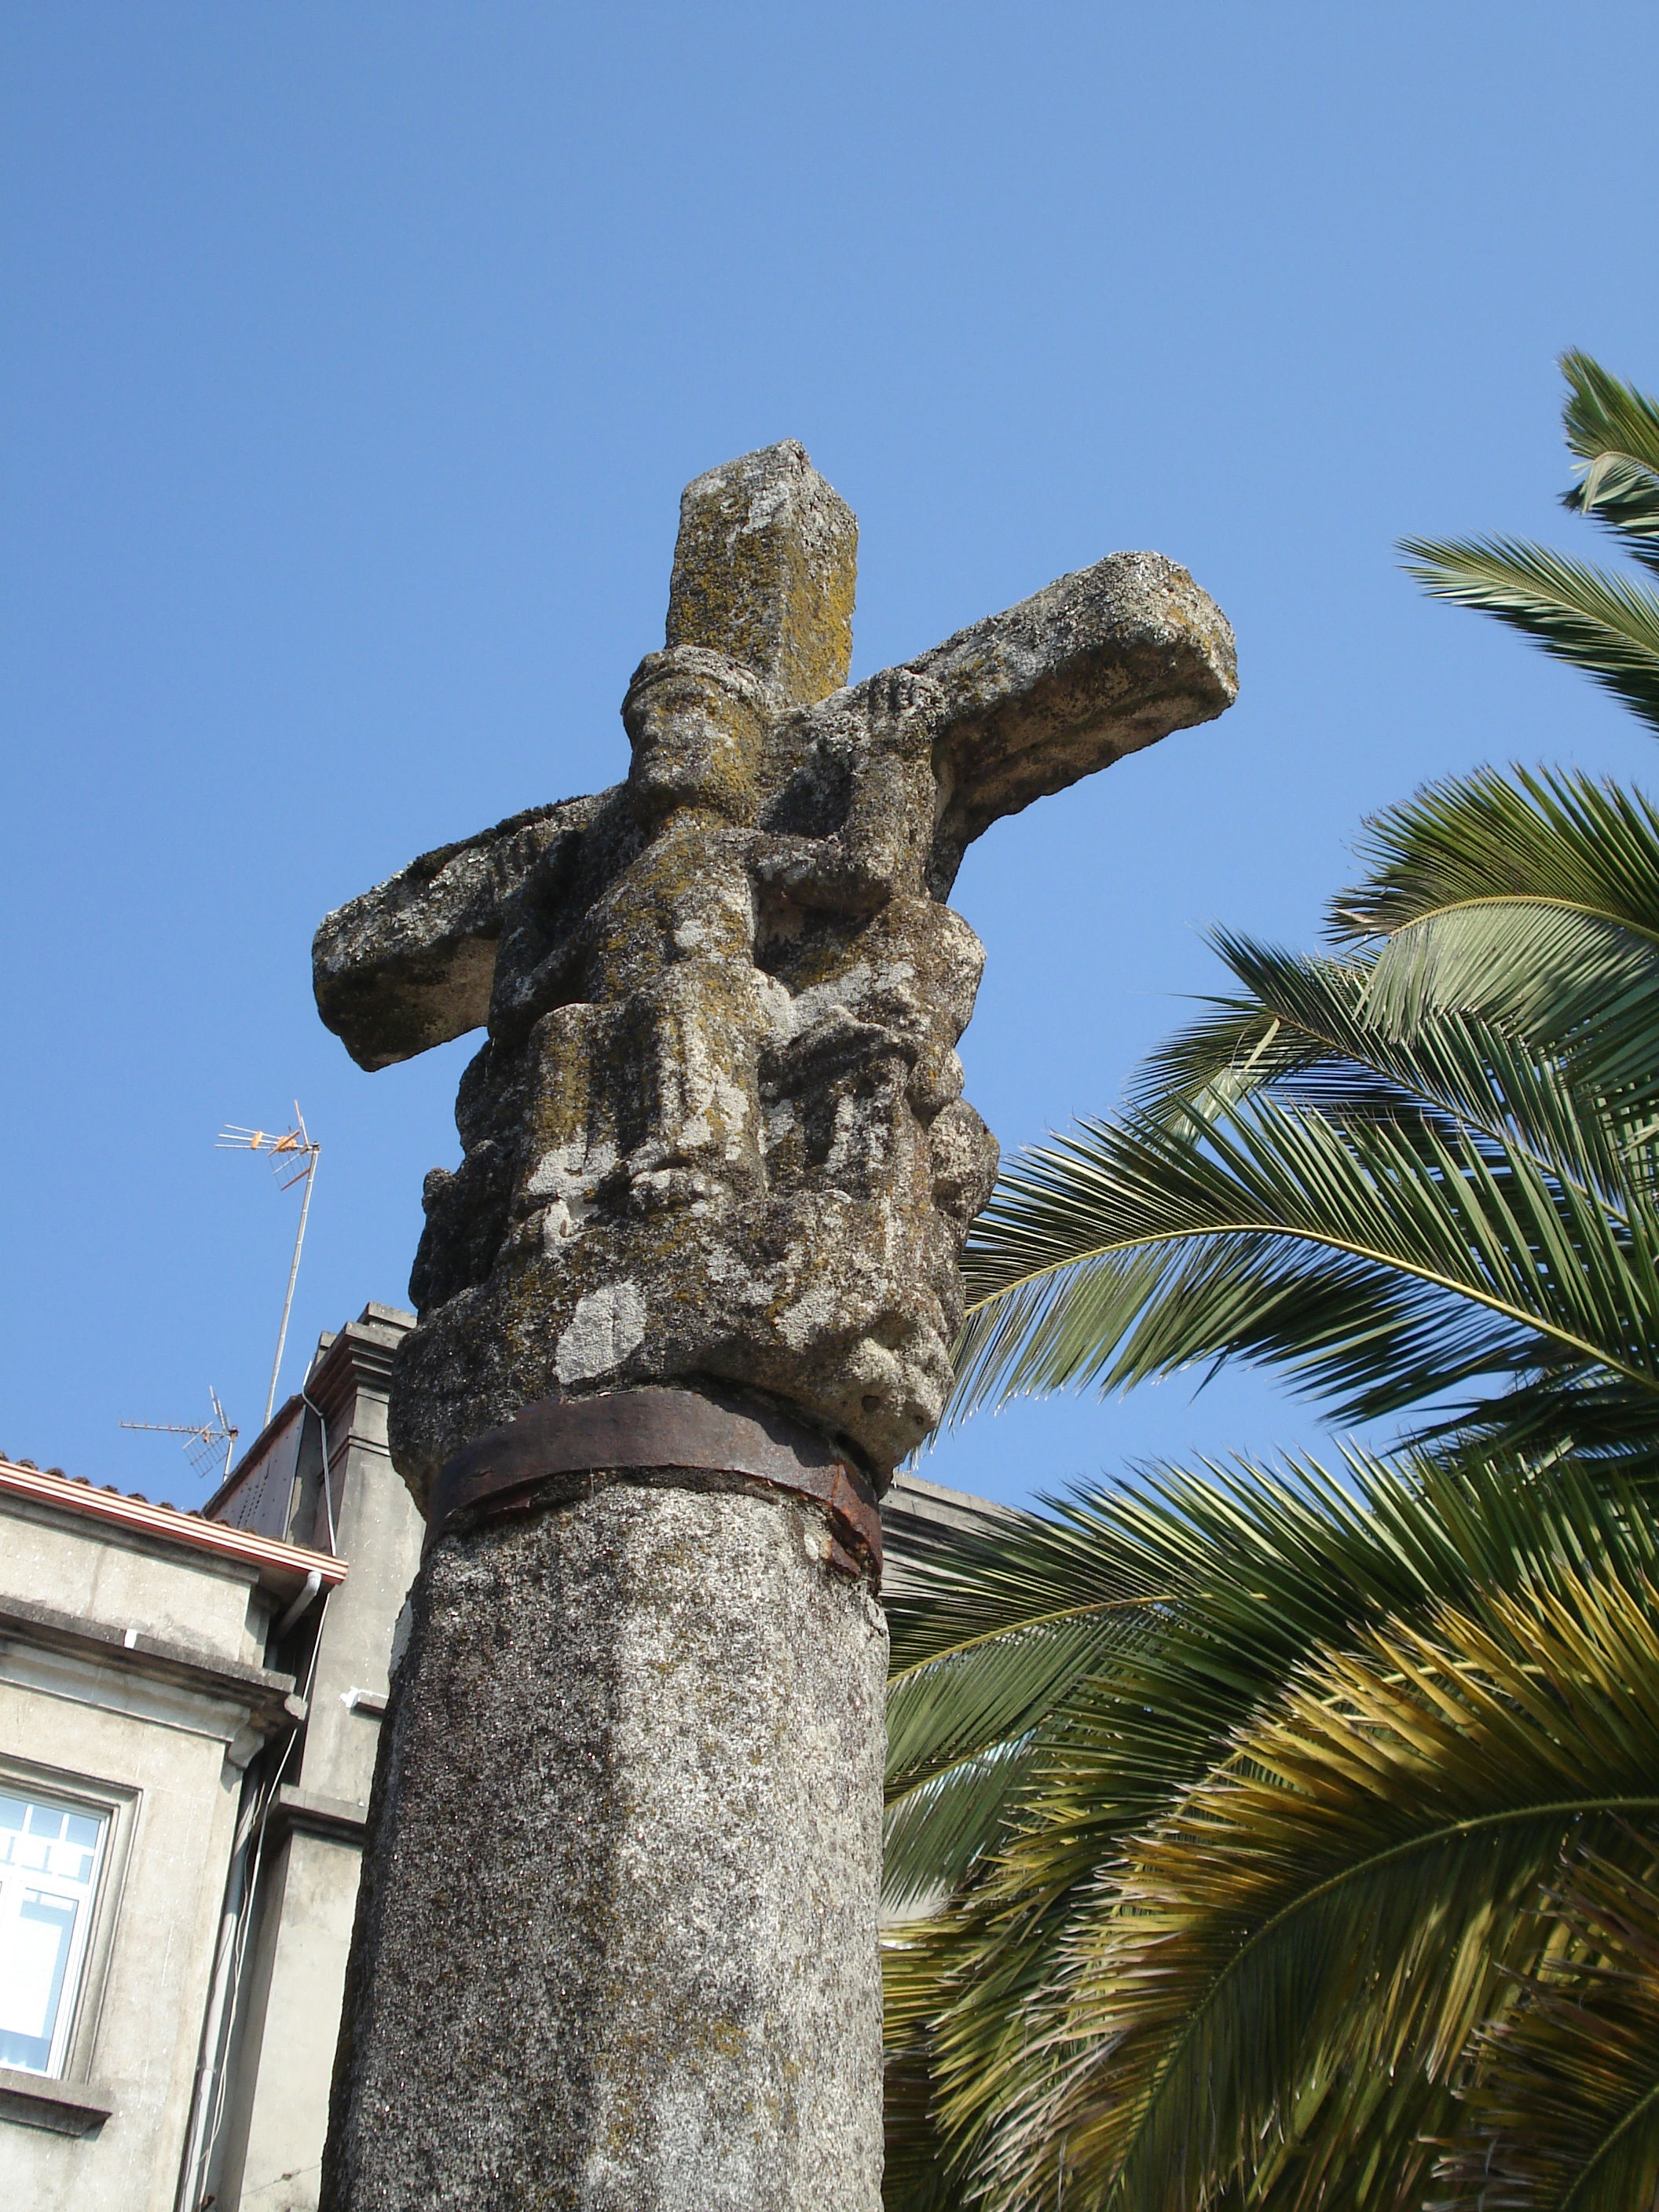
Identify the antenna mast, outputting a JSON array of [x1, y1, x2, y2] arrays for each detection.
[[120, 1387, 240, 1485], [218, 1105, 322, 1428]]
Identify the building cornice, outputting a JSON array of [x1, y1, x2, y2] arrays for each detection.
[[306, 1304, 412, 1426], [0, 1459, 348, 1602], [0, 1593, 306, 1734], [201, 1306, 416, 1520], [272, 1782, 369, 1844]]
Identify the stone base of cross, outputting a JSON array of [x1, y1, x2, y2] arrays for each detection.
[[313, 442, 1235, 2210]]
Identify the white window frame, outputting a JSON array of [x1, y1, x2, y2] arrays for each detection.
[[0, 1759, 136, 2085]]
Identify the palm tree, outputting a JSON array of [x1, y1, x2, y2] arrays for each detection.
[[954, 883, 1659, 1480], [993, 1520, 1659, 2212], [884, 355, 1659, 2211], [954, 353, 1659, 1461], [1402, 349, 1659, 734], [884, 1456, 1659, 2212]]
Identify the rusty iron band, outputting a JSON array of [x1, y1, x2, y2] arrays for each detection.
[[427, 1386, 882, 1580]]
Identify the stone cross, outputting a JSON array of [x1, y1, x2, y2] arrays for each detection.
[[313, 442, 1235, 2212]]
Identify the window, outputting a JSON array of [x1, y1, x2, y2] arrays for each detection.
[[0, 1790, 108, 2078]]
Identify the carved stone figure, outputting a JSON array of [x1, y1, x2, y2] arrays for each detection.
[[313, 442, 1236, 2212], [316, 440, 1235, 1496]]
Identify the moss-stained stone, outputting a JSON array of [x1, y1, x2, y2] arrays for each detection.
[[666, 441, 857, 709], [312, 441, 1238, 2210], [323, 1487, 885, 2212]]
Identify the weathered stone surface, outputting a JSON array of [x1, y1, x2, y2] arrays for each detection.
[[314, 448, 1237, 1500], [322, 1485, 886, 2211], [314, 801, 583, 1071], [916, 547, 1240, 889], [666, 438, 858, 708], [314, 441, 1236, 2212]]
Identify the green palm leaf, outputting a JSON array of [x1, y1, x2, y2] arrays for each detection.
[[956, 1031, 1659, 1459], [977, 1569, 1659, 2212], [1130, 772, 1659, 1129], [1400, 358, 1659, 728], [1399, 536, 1659, 734], [883, 1497, 1177, 1910], [1559, 350, 1659, 573], [1136, 928, 1650, 1174], [1326, 765, 1659, 1103], [883, 1925, 976, 2211], [883, 1456, 1659, 2196], [1336, 766, 1659, 944], [884, 1745, 1042, 1917], [1364, 904, 1659, 1108]]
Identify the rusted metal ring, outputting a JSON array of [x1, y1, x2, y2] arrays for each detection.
[[427, 1386, 882, 1580]]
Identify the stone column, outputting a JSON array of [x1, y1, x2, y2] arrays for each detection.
[[326, 1485, 884, 2210], [313, 439, 1236, 2211]]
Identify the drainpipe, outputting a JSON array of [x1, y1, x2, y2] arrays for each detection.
[[173, 1767, 265, 2212], [275, 1567, 322, 1640], [173, 1584, 325, 2211], [175, 1386, 338, 2207]]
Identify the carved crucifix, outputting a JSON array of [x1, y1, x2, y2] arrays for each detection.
[[315, 443, 1235, 2212]]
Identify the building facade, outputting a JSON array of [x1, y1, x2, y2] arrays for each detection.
[[0, 1302, 991, 2210], [0, 1441, 344, 2208]]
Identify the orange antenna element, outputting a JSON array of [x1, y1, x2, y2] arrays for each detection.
[[218, 1105, 321, 1427], [121, 1386, 240, 1484]]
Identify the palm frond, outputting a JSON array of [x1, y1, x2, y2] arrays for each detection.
[[887, 1618, 1111, 1792], [884, 1597, 1144, 1912], [885, 1497, 1173, 1675], [883, 1497, 1177, 1907], [1560, 350, 1659, 575], [954, 1052, 1659, 1459], [1334, 766, 1659, 944], [1399, 535, 1659, 734], [1434, 1843, 1659, 2212], [883, 1926, 976, 2211], [976, 1569, 1659, 2212], [1134, 933, 1645, 1188], [885, 1745, 1042, 1916], [884, 1458, 1659, 2202], [1363, 905, 1659, 1106], [1318, 764, 1659, 1101]]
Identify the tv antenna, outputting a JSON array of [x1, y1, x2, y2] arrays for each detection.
[[120, 1387, 240, 1485], [218, 1105, 321, 1429]]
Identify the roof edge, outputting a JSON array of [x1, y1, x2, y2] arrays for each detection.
[[0, 1459, 348, 1598]]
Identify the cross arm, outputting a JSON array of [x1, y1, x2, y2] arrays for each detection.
[[912, 551, 1237, 892], [313, 797, 600, 1071]]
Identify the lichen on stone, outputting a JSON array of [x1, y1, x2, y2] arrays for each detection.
[[313, 439, 1237, 1501]]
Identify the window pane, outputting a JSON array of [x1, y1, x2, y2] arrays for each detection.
[[0, 1892, 76, 2071], [0, 1789, 108, 2076]]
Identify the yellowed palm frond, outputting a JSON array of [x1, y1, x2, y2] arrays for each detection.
[[974, 1568, 1659, 2212]]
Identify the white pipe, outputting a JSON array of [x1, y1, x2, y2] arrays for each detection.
[[173, 1778, 263, 2212], [274, 1567, 321, 1640], [174, 1592, 330, 2210]]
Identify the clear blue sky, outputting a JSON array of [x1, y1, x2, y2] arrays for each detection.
[[7, 3, 1659, 1511]]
